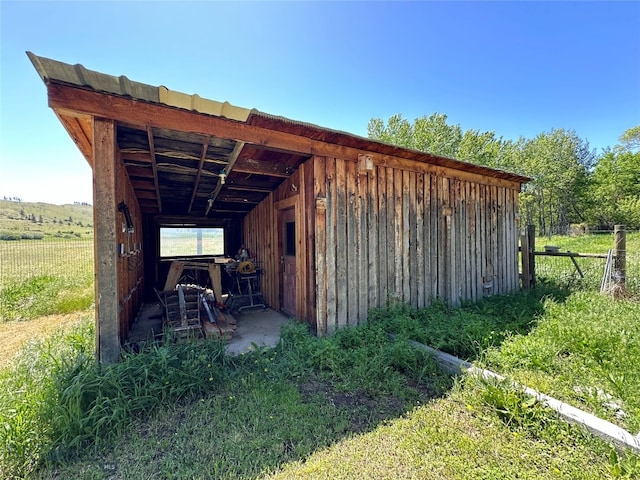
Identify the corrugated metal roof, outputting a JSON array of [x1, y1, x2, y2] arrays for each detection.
[[27, 52, 251, 122], [28, 51, 529, 184]]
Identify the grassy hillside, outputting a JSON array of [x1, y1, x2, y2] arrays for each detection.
[[0, 199, 93, 239]]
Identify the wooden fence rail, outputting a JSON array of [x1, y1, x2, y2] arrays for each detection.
[[521, 224, 627, 292]]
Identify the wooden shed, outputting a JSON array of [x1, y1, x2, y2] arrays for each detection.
[[29, 52, 529, 363]]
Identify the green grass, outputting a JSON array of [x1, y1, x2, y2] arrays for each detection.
[[2, 287, 639, 479], [1, 232, 639, 479], [534, 232, 640, 295], [0, 239, 94, 321], [537, 231, 640, 253], [483, 291, 640, 433]]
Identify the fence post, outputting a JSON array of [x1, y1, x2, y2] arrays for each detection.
[[613, 225, 626, 294], [527, 225, 536, 288], [521, 230, 530, 289]]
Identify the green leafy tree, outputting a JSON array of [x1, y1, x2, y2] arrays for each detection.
[[588, 150, 640, 228], [518, 129, 595, 235], [368, 113, 462, 158], [618, 125, 640, 152]]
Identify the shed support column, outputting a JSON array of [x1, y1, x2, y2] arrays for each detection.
[[93, 117, 120, 364]]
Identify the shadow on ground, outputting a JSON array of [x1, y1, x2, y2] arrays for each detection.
[[35, 283, 570, 479]]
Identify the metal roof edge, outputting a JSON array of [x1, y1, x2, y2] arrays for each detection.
[[26, 52, 251, 121], [249, 111, 531, 184], [158, 87, 250, 122]]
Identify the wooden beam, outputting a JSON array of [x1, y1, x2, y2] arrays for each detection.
[[125, 165, 154, 178], [188, 136, 210, 214], [120, 151, 153, 163], [205, 141, 246, 215], [57, 112, 93, 166], [146, 126, 162, 212], [130, 178, 156, 190], [93, 117, 120, 364], [47, 83, 525, 190], [225, 141, 245, 175], [232, 159, 293, 178]]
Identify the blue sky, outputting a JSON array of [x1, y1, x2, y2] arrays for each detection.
[[1, 1, 639, 204]]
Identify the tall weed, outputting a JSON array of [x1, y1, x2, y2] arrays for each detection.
[[0, 319, 229, 479]]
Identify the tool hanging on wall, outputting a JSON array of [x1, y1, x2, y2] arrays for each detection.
[[118, 201, 134, 233], [118, 201, 136, 257]]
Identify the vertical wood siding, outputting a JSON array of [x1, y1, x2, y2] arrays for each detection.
[[116, 152, 144, 343], [315, 157, 521, 335]]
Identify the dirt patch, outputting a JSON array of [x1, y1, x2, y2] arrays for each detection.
[[0, 310, 91, 368], [297, 375, 439, 434]]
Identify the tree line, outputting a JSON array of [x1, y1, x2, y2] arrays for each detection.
[[368, 114, 640, 234]]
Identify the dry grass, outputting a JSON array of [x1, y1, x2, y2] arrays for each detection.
[[0, 310, 92, 368]]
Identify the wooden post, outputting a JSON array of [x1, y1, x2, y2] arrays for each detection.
[[520, 230, 530, 289], [614, 225, 626, 293], [527, 224, 536, 287], [93, 117, 120, 364]]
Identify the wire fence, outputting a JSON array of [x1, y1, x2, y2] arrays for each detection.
[[0, 239, 95, 319], [0, 238, 94, 285], [533, 232, 640, 297]]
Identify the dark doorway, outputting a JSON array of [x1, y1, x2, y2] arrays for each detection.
[[280, 207, 296, 317]]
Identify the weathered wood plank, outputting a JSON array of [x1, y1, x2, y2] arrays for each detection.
[[368, 164, 379, 310], [303, 160, 316, 326], [395, 169, 404, 301], [93, 117, 120, 364], [296, 167, 307, 321], [164, 261, 184, 291], [377, 167, 388, 305], [431, 174, 439, 300], [207, 264, 223, 302], [403, 170, 412, 305], [450, 179, 458, 305], [387, 167, 396, 300], [392, 169, 403, 301], [492, 185, 499, 294], [314, 156, 328, 335], [326, 157, 337, 334], [336, 159, 348, 329], [481, 184, 488, 295], [404, 337, 640, 454], [473, 182, 481, 302], [416, 172, 425, 308], [358, 167, 369, 321], [424, 174, 432, 306], [465, 182, 473, 302], [439, 176, 449, 301], [346, 160, 358, 326]]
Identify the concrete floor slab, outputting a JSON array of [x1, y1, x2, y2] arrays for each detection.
[[126, 303, 290, 356], [226, 308, 291, 356]]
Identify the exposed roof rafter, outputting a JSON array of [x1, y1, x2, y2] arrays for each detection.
[[146, 125, 162, 213], [188, 136, 210, 214]]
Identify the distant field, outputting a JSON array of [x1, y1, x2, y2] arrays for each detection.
[[160, 228, 225, 257], [0, 199, 93, 239]]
